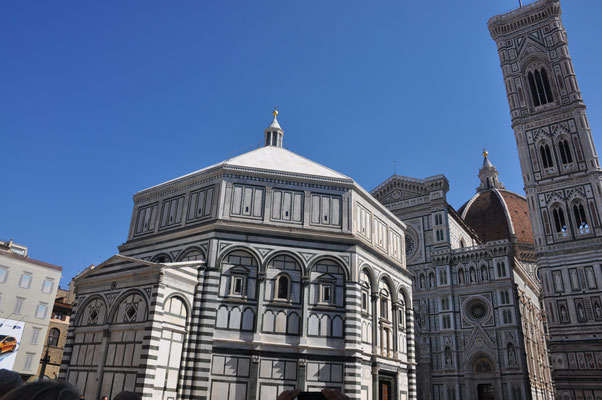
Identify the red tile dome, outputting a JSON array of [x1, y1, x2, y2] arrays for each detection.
[[458, 189, 533, 245]]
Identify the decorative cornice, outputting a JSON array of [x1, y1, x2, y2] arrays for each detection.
[[488, 0, 561, 40]]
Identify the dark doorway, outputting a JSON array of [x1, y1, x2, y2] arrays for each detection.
[[477, 384, 494, 400], [379, 380, 392, 400]]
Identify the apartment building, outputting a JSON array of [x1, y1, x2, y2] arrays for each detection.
[[0, 240, 62, 378]]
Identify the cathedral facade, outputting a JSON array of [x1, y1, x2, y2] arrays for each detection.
[[59, 114, 416, 400], [489, 0, 602, 398], [372, 155, 554, 400]]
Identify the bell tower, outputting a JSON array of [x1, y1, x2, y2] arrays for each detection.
[[489, 1, 602, 397]]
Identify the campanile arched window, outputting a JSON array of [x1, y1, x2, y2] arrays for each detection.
[[572, 202, 590, 234], [558, 139, 573, 165], [552, 206, 567, 236], [528, 67, 554, 106], [540, 143, 554, 169]]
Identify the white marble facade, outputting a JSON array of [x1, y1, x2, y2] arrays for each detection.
[[60, 115, 415, 400], [372, 164, 554, 400]]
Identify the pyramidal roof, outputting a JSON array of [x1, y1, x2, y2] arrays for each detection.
[[139, 114, 352, 194], [222, 145, 351, 180]]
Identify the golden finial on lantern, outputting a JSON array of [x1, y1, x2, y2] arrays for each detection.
[[483, 148, 488, 157], [273, 107, 278, 118]]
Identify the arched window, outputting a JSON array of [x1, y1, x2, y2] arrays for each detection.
[[528, 67, 554, 106], [552, 206, 567, 235], [558, 139, 573, 165], [573, 203, 590, 234], [276, 275, 290, 300], [151, 254, 171, 263], [47, 328, 60, 347], [540, 143, 554, 169], [496, 261, 507, 278], [179, 249, 204, 261]]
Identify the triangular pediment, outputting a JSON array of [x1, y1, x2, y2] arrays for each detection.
[[517, 37, 548, 61], [464, 324, 495, 357], [75, 254, 162, 282]]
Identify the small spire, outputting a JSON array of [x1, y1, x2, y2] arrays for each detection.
[[264, 108, 284, 148], [477, 149, 505, 192], [482, 148, 494, 169]]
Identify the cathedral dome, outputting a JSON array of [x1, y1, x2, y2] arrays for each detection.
[[459, 189, 533, 245], [457, 151, 534, 245]]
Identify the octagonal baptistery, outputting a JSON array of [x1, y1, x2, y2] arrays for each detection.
[[60, 112, 415, 400]]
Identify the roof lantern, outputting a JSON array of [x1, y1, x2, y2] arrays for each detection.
[[264, 108, 284, 148]]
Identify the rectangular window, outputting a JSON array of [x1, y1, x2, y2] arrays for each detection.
[[0, 267, 8, 283], [159, 195, 185, 229], [442, 315, 451, 329], [357, 205, 372, 239], [230, 276, 245, 296], [320, 283, 334, 304], [24, 353, 35, 370], [380, 298, 388, 319], [41, 279, 54, 294], [14, 297, 24, 314], [35, 303, 48, 319], [374, 218, 388, 250], [311, 194, 341, 227], [271, 189, 304, 223], [30, 327, 41, 345], [134, 203, 158, 235], [390, 230, 402, 260], [187, 186, 215, 221], [19, 273, 32, 289], [361, 291, 369, 312], [231, 184, 265, 219]]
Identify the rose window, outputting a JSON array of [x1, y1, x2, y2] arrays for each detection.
[[465, 298, 490, 323]]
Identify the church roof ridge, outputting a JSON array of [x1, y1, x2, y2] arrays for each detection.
[[371, 174, 448, 195]]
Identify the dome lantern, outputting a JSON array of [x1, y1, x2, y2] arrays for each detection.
[[264, 108, 284, 148], [477, 149, 505, 192]]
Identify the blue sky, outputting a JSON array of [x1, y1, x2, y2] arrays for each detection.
[[2, 1, 602, 287]]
